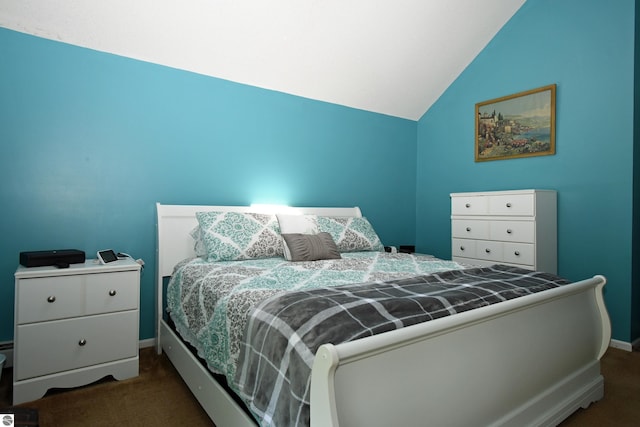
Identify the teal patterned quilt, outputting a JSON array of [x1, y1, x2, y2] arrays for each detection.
[[166, 252, 463, 383]]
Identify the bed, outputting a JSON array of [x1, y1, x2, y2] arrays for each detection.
[[155, 203, 611, 427]]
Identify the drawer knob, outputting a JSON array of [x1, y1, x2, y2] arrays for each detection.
[[466, 227, 471, 232], [47, 296, 56, 303], [460, 246, 465, 251], [485, 248, 491, 253], [78, 339, 87, 346], [465, 203, 471, 208], [514, 251, 521, 256], [506, 202, 512, 208], [109, 289, 117, 296], [506, 229, 513, 234]]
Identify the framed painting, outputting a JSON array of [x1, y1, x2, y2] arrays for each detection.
[[475, 84, 556, 162]]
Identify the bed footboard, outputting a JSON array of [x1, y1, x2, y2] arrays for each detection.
[[310, 275, 609, 427]]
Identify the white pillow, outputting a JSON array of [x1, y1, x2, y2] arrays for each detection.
[[276, 214, 319, 260]]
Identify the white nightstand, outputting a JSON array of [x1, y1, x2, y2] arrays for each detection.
[[13, 258, 141, 404]]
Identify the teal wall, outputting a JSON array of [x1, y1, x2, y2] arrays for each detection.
[[2, 0, 638, 346], [417, 0, 636, 342], [0, 28, 417, 342]]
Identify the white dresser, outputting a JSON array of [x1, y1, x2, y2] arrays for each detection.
[[450, 189, 557, 273], [13, 258, 141, 404]]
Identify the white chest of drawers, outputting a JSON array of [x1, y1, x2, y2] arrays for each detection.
[[13, 259, 141, 404], [450, 189, 557, 273]]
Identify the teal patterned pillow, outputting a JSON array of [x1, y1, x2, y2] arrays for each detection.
[[317, 216, 384, 252], [195, 211, 284, 261]]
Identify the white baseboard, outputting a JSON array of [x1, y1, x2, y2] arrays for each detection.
[[139, 338, 156, 349], [609, 339, 633, 352]]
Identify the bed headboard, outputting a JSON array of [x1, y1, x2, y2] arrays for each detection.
[[155, 203, 362, 278]]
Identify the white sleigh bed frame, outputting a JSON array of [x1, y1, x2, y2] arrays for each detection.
[[155, 203, 611, 427]]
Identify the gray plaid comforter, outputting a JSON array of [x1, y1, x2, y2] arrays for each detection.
[[233, 264, 571, 427]]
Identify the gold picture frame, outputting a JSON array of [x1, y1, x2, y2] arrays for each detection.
[[475, 84, 556, 162]]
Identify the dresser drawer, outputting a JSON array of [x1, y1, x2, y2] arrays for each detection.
[[85, 271, 139, 314], [475, 241, 504, 262], [15, 311, 138, 380], [452, 220, 490, 239], [451, 196, 488, 215], [503, 243, 535, 266], [452, 239, 477, 258], [489, 220, 535, 243], [17, 276, 85, 324], [489, 194, 534, 216]]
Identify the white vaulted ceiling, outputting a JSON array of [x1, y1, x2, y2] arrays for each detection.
[[0, 0, 525, 120]]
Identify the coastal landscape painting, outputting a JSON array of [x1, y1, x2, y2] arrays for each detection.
[[475, 84, 556, 161]]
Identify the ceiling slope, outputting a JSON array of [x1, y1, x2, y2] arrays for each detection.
[[0, 0, 526, 120]]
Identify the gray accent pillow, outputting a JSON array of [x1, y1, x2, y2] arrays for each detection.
[[281, 232, 342, 262]]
